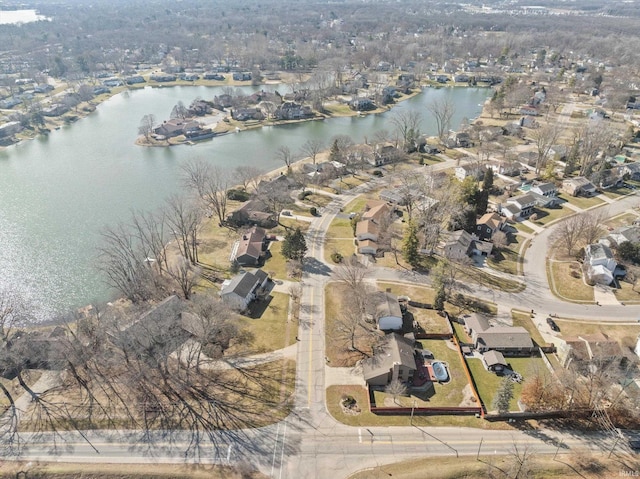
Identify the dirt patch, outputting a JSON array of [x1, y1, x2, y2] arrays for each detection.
[[458, 383, 479, 407]]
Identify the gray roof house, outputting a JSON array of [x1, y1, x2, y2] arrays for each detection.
[[506, 194, 536, 218], [230, 226, 266, 266], [362, 333, 417, 386], [374, 291, 403, 331], [603, 225, 640, 248], [483, 350, 508, 372], [220, 269, 270, 311], [463, 314, 534, 355], [562, 176, 597, 197], [585, 243, 618, 285]]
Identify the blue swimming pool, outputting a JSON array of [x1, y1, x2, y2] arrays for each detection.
[[432, 361, 449, 382]]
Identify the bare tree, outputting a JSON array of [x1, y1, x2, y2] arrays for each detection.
[[579, 209, 607, 245], [300, 139, 324, 165], [275, 145, 295, 172], [168, 255, 201, 300], [234, 165, 264, 192], [571, 121, 616, 176], [181, 159, 230, 227], [530, 124, 559, 175], [385, 379, 408, 405], [389, 110, 422, 152], [165, 194, 203, 265], [427, 97, 455, 142], [138, 114, 156, 140], [492, 230, 508, 250], [551, 214, 585, 257], [170, 101, 188, 120]]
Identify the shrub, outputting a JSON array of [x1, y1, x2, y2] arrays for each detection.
[[330, 252, 343, 263], [372, 170, 383, 177], [227, 189, 250, 201], [309, 206, 318, 216], [298, 190, 312, 200]]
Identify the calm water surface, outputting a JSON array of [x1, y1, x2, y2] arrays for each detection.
[[0, 85, 490, 320]]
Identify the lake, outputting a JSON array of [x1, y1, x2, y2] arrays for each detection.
[[0, 85, 491, 320]]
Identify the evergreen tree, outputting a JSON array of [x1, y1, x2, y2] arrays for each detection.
[[328, 139, 340, 162], [482, 167, 494, 192], [434, 283, 446, 311], [402, 221, 420, 267], [475, 189, 489, 216], [492, 377, 514, 414], [282, 227, 307, 261]]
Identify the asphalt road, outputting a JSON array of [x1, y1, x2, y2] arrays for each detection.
[[3, 158, 640, 478]]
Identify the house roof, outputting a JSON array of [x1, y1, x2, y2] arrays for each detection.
[[563, 176, 595, 189], [532, 182, 557, 194], [375, 291, 402, 320], [501, 203, 521, 216], [586, 243, 614, 262], [362, 333, 416, 381], [609, 226, 640, 245], [358, 239, 378, 251], [564, 333, 623, 362], [463, 314, 490, 333], [477, 212, 503, 231], [356, 218, 379, 237], [221, 269, 268, 298], [362, 201, 389, 222], [507, 193, 536, 207], [444, 230, 474, 249], [476, 326, 534, 350], [483, 350, 507, 368], [234, 226, 265, 261]]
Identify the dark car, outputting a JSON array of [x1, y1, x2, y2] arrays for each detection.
[[546, 317, 560, 332]]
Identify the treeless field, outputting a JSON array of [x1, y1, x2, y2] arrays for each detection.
[[348, 453, 640, 479], [0, 463, 267, 479]]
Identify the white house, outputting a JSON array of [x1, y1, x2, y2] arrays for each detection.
[[504, 193, 536, 219], [220, 269, 270, 311], [375, 291, 403, 331], [584, 243, 617, 285]]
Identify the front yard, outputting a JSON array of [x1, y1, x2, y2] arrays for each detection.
[[558, 193, 604, 210], [554, 319, 640, 351], [547, 260, 594, 302], [512, 310, 549, 347], [229, 291, 294, 354], [530, 205, 573, 226]]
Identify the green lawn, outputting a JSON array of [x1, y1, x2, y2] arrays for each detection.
[[614, 279, 640, 303], [232, 292, 294, 354], [513, 222, 535, 235], [326, 217, 354, 240], [548, 261, 594, 302], [601, 187, 633, 200], [512, 310, 548, 347]]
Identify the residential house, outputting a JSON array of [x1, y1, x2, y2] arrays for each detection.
[[530, 182, 558, 199], [368, 144, 403, 166], [0, 327, 70, 378], [232, 72, 252, 81], [227, 200, 277, 228], [231, 107, 265, 121], [230, 226, 267, 266], [486, 160, 520, 177], [558, 333, 624, 370], [113, 296, 190, 360], [349, 98, 375, 111], [519, 116, 537, 128], [584, 243, 618, 285], [203, 73, 225, 81], [519, 105, 539, 116], [593, 168, 624, 190], [41, 104, 69, 117], [125, 76, 145, 85], [446, 131, 472, 148], [622, 162, 640, 180], [374, 291, 403, 331], [562, 176, 597, 197], [455, 163, 484, 181], [440, 230, 493, 259], [34, 84, 54, 94], [153, 119, 201, 138], [504, 193, 536, 219], [362, 333, 417, 386], [274, 102, 313, 120], [356, 201, 391, 255], [220, 269, 270, 311], [475, 212, 505, 241], [483, 350, 508, 373], [0, 121, 22, 138], [463, 314, 534, 355], [150, 74, 177, 82], [603, 225, 640, 248]]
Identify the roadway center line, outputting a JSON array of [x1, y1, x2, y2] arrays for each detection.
[[307, 285, 315, 408], [270, 422, 281, 477]]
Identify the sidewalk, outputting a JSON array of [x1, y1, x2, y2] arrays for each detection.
[[325, 365, 365, 387]]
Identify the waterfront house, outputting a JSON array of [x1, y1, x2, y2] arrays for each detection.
[[220, 269, 270, 312], [230, 226, 267, 266]]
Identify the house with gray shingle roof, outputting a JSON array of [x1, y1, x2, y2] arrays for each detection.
[[362, 333, 417, 386], [220, 269, 269, 311]]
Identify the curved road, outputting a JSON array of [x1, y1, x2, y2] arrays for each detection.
[[4, 162, 639, 477]]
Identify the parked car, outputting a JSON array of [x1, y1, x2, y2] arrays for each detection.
[[281, 210, 292, 216], [546, 317, 560, 332]]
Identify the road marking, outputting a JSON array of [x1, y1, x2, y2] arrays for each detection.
[[307, 286, 314, 408], [358, 428, 362, 444], [270, 422, 281, 477], [226, 444, 232, 463], [279, 419, 288, 479]]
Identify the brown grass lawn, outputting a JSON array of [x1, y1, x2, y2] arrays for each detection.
[[326, 385, 497, 429], [488, 239, 521, 276], [513, 221, 535, 235], [376, 282, 450, 334], [326, 217, 355, 240], [324, 238, 356, 263], [601, 186, 634, 200], [604, 212, 640, 229], [554, 319, 640, 351], [531, 205, 573, 226], [0, 371, 42, 413], [0, 463, 268, 479], [512, 310, 549, 347], [325, 283, 377, 366], [301, 193, 333, 208], [263, 241, 294, 281], [614, 278, 640, 303], [558, 193, 604, 210], [342, 195, 374, 215], [548, 261, 594, 302], [348, 452, 640, 479], [230, 291, 294, 354]]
